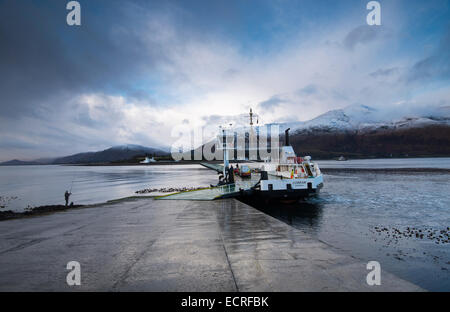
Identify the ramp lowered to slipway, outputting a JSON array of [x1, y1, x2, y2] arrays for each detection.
[[156, 181, 258, 200], [199, 162, 223, 173]]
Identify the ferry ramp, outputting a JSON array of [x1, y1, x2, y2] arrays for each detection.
[[156, 181, 258, 200], [199, 162, 223, 173]]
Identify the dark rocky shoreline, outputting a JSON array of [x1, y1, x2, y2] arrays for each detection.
[[0, 204, 84, 221], [135, 186, 208, 194]]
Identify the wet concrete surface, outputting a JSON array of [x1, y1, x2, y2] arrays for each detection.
[[0, 198, 423, 291]]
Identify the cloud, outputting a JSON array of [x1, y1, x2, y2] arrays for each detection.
[[407, 28, 450, 82], [0, 0, 449, 161], [258, 95, 287, 111], [343, 25, 387, 50], [297, 85, 319, 95], [0, 0, 169, 119], [369, 67, 399, 78]]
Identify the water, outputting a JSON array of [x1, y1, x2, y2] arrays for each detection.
[[253, 170, 450, 291], [0, 158, 449, 290], [318, 157, 450, 169], [0, 165, 218, 211]]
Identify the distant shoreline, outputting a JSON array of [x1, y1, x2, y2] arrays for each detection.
[[2, 155, 450, 167], [320, 167, 450, 173]]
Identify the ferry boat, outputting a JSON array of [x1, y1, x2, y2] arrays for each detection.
[[212, 110, 324, 201], [163, 109, 324, 202], [254, 128, 324, 200]]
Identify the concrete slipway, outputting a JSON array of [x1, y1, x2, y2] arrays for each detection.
[[0, 198, 423, 291]]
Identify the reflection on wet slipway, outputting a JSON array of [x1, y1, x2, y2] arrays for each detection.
[[242, 199, 324, 233], [215, 199, 302, 258]]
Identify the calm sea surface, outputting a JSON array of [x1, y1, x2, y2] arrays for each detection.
[[0, 158, 449, 290]]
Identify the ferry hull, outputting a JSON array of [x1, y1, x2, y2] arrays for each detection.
[[257, 182, 323, 200], [255, 175, 324, 201]]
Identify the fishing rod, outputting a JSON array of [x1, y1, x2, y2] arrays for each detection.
[[68, 170, 77, 194], [69, 180, 74, 193]]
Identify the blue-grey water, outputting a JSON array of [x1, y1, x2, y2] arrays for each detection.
[[0, 164, 218, 211], [0, 158, 449, 291], [318, 157, 450, 169]]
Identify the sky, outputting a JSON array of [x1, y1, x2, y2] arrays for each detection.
[[0, 0, 449, 161]]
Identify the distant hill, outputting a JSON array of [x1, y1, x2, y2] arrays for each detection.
[[279, 104, 450, 159], [289, 124, 450, 159], [1, 144, 170, 165], [0, 159, 40, 166], [52, 144, 170, 164], [190, 123, 450, 160], [190, 105, 450, 160]]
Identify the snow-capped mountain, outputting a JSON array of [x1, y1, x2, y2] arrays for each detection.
[[279, 104, 450, 159], [281, 104, 450, 133]]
